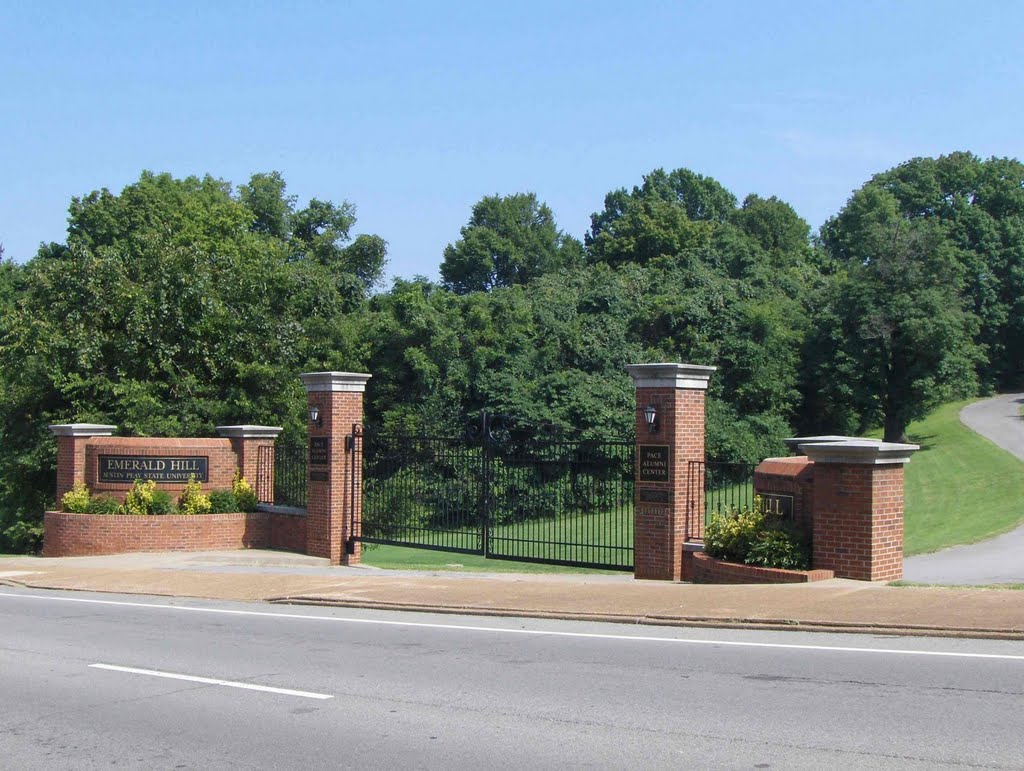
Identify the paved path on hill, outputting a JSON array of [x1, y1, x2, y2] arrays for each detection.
[[903, 393, 1024, 585]]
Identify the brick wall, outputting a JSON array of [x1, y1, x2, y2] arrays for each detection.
[[691, 551, 834, 584], [43, 511, 270, 557], [302, 372, 369, 567], [812, 463, 905, 581], [753, 456, 814, 529], [82, 437, 238, 502], [268, 511, 307, 553]]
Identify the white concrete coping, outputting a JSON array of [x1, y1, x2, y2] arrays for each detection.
[[800, 439, 920, 466], [783, 435, 855, 452], [48, 424, 117, 437], [299, 371, 372, 393], [215, 425, 284, 439], [625, 363, 717, 391]]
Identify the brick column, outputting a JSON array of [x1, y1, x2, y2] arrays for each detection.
[[49, 423, 117, 506], [800, 440, 918, 581], [215, 425, 283, 503], [626, 363, 716, 581], [300, 371, 370, 566]]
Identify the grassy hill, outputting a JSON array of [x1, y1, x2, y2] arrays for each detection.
[[900, 400, 1024, 555]]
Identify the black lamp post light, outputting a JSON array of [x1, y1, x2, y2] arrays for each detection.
[[644, 404, 658, 434], [309, 405, 322, 428]]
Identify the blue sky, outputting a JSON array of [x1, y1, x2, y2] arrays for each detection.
[[2, 1, 1022, 281]]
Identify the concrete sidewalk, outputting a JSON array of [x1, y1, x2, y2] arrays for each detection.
[[2, 550, 1023, 639]]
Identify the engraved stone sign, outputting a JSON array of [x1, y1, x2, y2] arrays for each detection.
[[98, 456, 209, 484], [637, 445, 671, 483], [309, 437, 330, 466]]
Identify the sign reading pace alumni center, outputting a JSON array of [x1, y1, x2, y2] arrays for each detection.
[[637, 445, 671, 483], [98, 456, 209, 484]]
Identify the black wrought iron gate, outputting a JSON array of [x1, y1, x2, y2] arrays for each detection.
[[354, 413, 634, 570]]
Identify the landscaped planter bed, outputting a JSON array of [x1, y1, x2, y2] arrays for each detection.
[[691, 551, 834, 584]]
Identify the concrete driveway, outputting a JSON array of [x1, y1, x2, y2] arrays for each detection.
[[903, 393, 1024, 585]]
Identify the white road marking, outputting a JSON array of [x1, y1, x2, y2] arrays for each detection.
[[2, 591, 1023, 661], [89, 663, 333, 700]]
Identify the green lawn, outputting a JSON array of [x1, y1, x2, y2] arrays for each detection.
[[359, 544, 624, 574], [360, 506, 633, 573], [894, 400, 1024, 555]]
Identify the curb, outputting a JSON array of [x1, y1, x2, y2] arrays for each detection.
[[268, 596, 1024, 641], [5, 575, 1022, 641]]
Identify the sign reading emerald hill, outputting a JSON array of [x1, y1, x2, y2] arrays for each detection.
[[637, 445, 671, 483], [98, 455, 209, 484]]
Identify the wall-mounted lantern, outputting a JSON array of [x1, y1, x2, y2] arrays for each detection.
[[644, 404, 658, 434]]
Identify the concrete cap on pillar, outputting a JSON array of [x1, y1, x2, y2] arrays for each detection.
[[299, 372, 372, 393], [625, 363, 717, 390], [783, 435, 854, 453], [48, 424, 117, 437], [215, 425, 284, 439], [800, 439, 920, 465]]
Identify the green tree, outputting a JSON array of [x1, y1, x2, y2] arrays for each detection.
[[440, 193, 582, 293], [831, 152, 1024, 390], [818, 187, 982, 441], [0, 171, 376, 550]]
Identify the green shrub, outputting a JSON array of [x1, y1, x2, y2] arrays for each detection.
[[703, 506, 765, 563], [232, 470, 257, 512], [704, 499, 811, 570], [209, 490, 239, 514], [744, 528, 810, 570], [85, 495, 123, 515], [61, 482, 91, 513], [178, 476, 212, 515], [123, 479, 158, 515], [3, 520, 43, 553], [149, 490, 176, 515]]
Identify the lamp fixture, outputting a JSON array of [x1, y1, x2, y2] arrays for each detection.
[[643, 404, 658, 434], [309, 405, 322, 428]]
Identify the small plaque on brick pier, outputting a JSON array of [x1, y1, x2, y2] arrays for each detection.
[[638, 487, 671, 504], [98, 456, 209, 483], [309, 470, 329, 482], [637, 445, 671, 483], [761, 493, 794, 518], [309, 437, 330, 466]]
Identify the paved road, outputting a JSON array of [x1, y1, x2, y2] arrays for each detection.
[[904, 394, 1024, 585], [1, 588, 1023, 769]]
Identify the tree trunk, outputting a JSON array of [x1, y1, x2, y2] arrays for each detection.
[[883, 412, 908, 443]]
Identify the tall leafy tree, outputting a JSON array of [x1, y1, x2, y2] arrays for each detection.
[[440, 193, 583, 293], [0, 171, 379, 550], [829, 152, 1024, 390], [817, 186, 982, 441]]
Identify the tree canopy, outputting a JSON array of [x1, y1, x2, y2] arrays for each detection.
[[2, 153, 1022, 552]]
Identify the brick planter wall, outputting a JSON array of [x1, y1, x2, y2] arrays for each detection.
[[268, 511, 307, 554], [691, 551, 834, 584], [43, 511, 270, 557]]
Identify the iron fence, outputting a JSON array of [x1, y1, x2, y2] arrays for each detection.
[[687, 460, 757, 538], [274, 442, 308, 508], [358, 416, 635, 570]]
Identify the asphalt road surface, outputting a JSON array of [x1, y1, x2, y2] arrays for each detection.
[[1, 588, 1023, 769], [904, 393, 1024, 585]]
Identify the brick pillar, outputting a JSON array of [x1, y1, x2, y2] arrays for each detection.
[[215, 425, 283, 503], [48, 424, 117, 507], [300, 371, 370, 566], [626, 363, 716, 581], [800, 440, 918, 581]]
